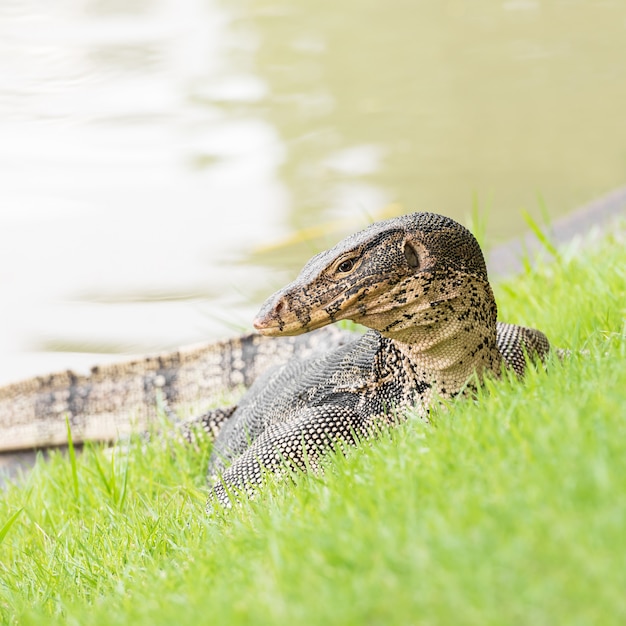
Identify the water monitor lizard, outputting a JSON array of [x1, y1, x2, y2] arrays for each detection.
[[200, 212, 551, 506], [0, 212, 552, 505]]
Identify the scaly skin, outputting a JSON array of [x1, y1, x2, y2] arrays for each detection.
[[0, 327, 354, 452], [0, 211, 552, 507], [204, 213, 551, 507]]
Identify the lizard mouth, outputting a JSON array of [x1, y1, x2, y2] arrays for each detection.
[[253, 315, 287, 335], [253, 287, 368, 336], [253, 303, 335, 336], [252, 294, 301, 335]]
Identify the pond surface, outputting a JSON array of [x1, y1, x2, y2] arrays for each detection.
[[1, 0, 625, 384]]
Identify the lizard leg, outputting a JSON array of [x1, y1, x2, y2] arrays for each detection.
[[154, 397, 238, 445], [177, 405, 238, 443], [496, 322, 551, 376], [207, 405, 368, 509]]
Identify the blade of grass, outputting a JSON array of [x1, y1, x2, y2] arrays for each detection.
[[116, 451, 130, 510], [522, 209, 559, 258], [536, 192, 553, 227], [89, 444, 113, 497], [0, 508, 23, 545], [466, 192, 490, 250], [66, 416, 79, 501]]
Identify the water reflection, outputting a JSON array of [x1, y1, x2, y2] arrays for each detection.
[[243, 0, 626, 233], [0, 0, 288, 382], [0, 0, 625, 384]]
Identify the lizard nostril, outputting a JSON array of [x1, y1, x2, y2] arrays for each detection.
[[274, 298, 287, 316]]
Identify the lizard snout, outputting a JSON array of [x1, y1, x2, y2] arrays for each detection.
[[253, 295, 290, 334]]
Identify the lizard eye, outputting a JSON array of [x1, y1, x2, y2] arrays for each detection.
[[337, 258, 355, 273]]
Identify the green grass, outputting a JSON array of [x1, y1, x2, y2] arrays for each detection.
[[1, 225, 625, 625]]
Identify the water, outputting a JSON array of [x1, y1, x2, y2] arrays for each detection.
[[1, 0, 625, 384]]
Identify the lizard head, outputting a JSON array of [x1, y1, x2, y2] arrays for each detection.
[[253, 212, 496, 343]]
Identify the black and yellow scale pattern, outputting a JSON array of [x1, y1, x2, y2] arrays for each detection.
[[202, 213, 551, 506]]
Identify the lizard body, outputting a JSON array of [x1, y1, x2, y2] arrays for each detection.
[[1, 212, 552, 508], [204, 212, 550, 505]]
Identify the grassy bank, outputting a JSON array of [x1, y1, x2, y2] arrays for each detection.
[[1, 225, 625, 625]]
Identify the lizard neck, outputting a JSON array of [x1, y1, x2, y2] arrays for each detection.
[[391, 326, 502, 399], [374, 282, 503, 395]]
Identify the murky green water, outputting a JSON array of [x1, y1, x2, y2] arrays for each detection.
[[0, 0, 625, 382]]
